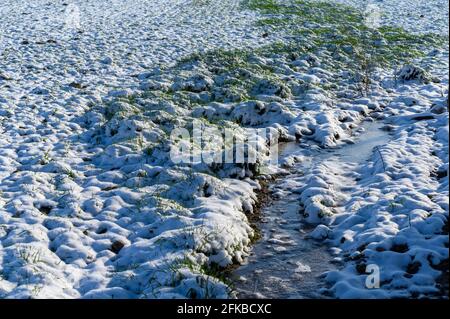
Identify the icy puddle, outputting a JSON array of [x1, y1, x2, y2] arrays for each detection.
[[231, 120, 392, 299]]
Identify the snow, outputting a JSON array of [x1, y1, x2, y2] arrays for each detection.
[[1, 0, 448, 299], [324, 0, 449, 35], [0, 0, 269, 299]]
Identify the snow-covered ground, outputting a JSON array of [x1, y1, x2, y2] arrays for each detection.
[[0, 0, 270, 299], [302, 74, 449, 298], [308, 0, 449, 298], [0, 0, 448, 299], [325, 0, 449, 35]]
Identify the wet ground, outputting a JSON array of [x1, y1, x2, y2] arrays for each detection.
[[231, 120, 392, 299]]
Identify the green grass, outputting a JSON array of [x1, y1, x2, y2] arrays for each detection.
[[246, 0, 447, 65], [135, 0, 446, 106]]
